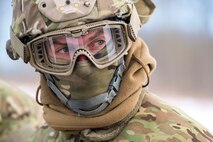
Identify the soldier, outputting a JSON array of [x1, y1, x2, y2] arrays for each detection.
[[6, 0, 213, 141], [0, 79, 41, 142]]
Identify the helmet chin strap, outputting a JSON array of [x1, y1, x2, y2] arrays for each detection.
[[44, 58, 125, 116]]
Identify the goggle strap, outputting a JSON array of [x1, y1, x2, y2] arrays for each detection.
[[10, 27, 30, 63], [128, 5, 142, 41]]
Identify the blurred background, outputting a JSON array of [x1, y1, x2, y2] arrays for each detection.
[[0, 0, 213, 132]]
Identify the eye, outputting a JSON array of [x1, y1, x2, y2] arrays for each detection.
[[97, 40, 104, 45], [58, 46, 69, 53], [90, 39, 105, 48], [86, 38, 107, 55]]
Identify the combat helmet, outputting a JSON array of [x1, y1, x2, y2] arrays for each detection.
[[7, 0, 155, 65]]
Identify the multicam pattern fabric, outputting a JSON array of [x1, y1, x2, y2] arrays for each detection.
[[30, 91, 213, 142], [12, 0, 129, 37], [0, 79, 42, 142], [116, 91, 213, 142], [11, 0, 155, 38]]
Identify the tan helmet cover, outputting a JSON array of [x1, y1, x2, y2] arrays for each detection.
[[37, 0, 97, 22], [11, 0, 155, 38], [134, 0, 155, 24]]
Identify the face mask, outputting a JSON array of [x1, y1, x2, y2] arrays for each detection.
[[52, 60, 118, 100]]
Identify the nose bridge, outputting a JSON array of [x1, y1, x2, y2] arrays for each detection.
[[72, 48, 96, 65], [66, 36, 84, 47], [66, 33, 96, 64], [77, 37, 84, 47], [76, 55, 88, 62], [74, 49, 91, 59]]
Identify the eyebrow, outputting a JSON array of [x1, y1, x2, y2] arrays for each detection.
[[53, 39, 67, 45], [52, 39, 68, 52], [88, 30, 104, 41]]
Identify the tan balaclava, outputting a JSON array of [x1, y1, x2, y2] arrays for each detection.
[[7, 0, 156, 140], [39, 38, 156, 130]]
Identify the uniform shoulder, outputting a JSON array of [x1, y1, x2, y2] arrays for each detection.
[[29, 124, 68, 142], [115, 91, 213, 142], [0, 79, 42, 142], [0, 79, 40, 120]]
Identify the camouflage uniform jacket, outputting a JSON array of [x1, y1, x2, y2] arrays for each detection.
[[0, 79, 42, 142], [30, 91, 213, 142]]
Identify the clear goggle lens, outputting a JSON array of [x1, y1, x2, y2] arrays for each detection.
[[31, 24, 129, 75]]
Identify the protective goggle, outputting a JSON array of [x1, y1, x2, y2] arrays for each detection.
[[10, 20, 138, 76]]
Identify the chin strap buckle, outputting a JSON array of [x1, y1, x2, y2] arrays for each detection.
[[107, 61, 125, 103]]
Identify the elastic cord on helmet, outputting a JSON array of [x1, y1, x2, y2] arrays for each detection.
[[44, 58, 125, 115]]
